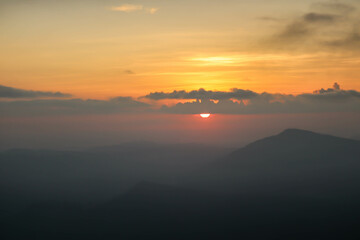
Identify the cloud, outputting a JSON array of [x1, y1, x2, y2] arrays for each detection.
[[149, 83, 360, 114], [146, 8, 158, 14], [313, 2, 356, 14], [143, 88, 258, 100], [275, 12, 338, 41], [277, 21, 310, 41], [303, 12, 337, 23], [1, 83, 359, 116], [124, 70, 135, 74], [111, 4, 158, 14], [110, 96, 147, 105], [264, 1, 360, 51], [0, 97, 150, 116], [0, 85, 72, 99], [111, 4, 143, 12], [0, 85, 149, 116], [323, 28, 360, 48], [299, 83, 360, 101], [258, 16, 282, 22]]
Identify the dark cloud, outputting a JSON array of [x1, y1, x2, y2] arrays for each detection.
[[155, 83, 360, 115], [276, 12, 338, 41], [0, 84, 72, 98], [0, 97, 150, 116], [277, 21, 310, 41], [313, 2, 356, 14], [143, 88, 258, 100], [1, 83, 359, 116], [110, 96, 150, 107], [258, 16, 282, 22], [333, 82, 340, 90], [300, 83, 360, 101], [265, 1, 360, 50], [312, 82, 341, 94], [123, 70, 135, 74], [323, 28, 360, 47], [303, 13, 337, 23], [299, 90, 360, 101]]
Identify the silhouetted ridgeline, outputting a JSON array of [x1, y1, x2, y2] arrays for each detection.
[[1, 129, 360, 239], [188, 129, 360, 194]]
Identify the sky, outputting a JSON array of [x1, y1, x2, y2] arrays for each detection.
[[1, 0, 360, 149]]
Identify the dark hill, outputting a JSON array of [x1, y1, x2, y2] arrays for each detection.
[[191, 129, 360, 195], [224, 128, 360, 166], [2, 130, 360, 239]]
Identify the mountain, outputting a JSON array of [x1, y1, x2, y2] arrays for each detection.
[[225, 128, 360, 166], [2, 130, 360, 239], [190, 129, 360, 195], [88, 141, 231, 168], [4, 180, 360, 240], [0, 142, 230, 207]]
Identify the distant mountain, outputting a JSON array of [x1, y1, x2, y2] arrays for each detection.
[[0, 142, 230, 205], [191, 129, 360, 194], [3, 131, 360, 239], [5, 180, 360, 240], [224, 128, 360, 166], [98, 181, 216, 212], [88, 140, 161, 153], [88, 141, 231, 167], [352, 134, 360, 141]]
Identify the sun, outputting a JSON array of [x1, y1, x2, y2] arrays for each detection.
[[200, 113, 211, 118]]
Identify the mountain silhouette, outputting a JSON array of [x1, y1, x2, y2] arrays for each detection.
[[2, 129, 360, 239], [191, 129, 360, 195], [0, 143, 229, 208], [225, 128, 360, 166]]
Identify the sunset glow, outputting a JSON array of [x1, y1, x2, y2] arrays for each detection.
[[200, 113, 211, 118], [2, 1, 360, 238]]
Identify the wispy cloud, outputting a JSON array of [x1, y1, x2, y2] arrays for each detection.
[[188, 54, 310, 66], [111, 4, 159, 14], [275, 12, 338, 43], [111, 4, 143, 12], [146, 8, 159, 14], [263, 1, 360, 51], [0, 85, 72, 99], [124, 70, 135, 74], [258, 16, 282, 22]]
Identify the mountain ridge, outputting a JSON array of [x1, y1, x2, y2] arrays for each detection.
[[188, 128, 360, 194], [225, 128, 360, 164]]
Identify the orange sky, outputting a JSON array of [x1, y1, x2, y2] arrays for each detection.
[[1, 0, 360, 99]]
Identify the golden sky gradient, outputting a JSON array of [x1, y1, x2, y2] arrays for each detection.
[[1, 0, 360, 99]]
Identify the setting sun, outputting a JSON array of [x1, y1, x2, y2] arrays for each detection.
[[200, 113, 211, 118]]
